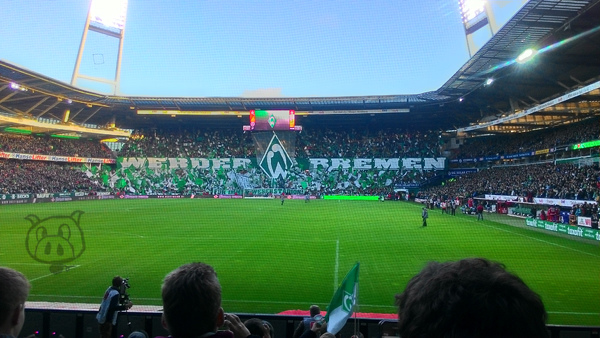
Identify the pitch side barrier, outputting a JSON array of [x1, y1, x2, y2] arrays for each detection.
[[525, 217, 600, 242], [0, 192, 116, 205], [1, 192, 377, 205], [21, 307, 384, 338], [20, 308, 599, 338]]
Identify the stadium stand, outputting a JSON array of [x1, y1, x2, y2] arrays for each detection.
[[450, 118, 600, 160], [0, 132, 114, 158], [0, 160, 101, 194], [2, 124, 600, 198], [118, 127, 443, 160], [419, 163, 600, 202]]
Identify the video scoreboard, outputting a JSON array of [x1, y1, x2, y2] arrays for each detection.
[[243, 110, 302, 131]]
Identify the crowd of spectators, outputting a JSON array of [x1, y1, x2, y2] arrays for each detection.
[[295, 128, 442, 158], [1, 117, 597, 163], [118, 128, 443, 159], [0, 132, 113, 158], [452, 117, 599, 159], [0, 160, 101, 194], [419, 163, 600, 202], [2, 122, 600, 197], [88, 164, 439, 197], [119, 129, 255, 158]]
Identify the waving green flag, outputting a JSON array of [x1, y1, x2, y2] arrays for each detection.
[[324, 262, 359, 335]]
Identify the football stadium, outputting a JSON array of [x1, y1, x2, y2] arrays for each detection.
[[1, 0, 600, 337]]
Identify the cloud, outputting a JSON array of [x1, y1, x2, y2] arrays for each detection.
[[241, 88, 284, 98]]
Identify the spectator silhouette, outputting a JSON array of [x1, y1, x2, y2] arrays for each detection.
[[395, 258, 548, 338]]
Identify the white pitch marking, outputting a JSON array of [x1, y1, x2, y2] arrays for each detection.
[[29, 265, 81, 282]]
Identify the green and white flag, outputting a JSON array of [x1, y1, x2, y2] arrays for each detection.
[[324, 262, 359, 335]]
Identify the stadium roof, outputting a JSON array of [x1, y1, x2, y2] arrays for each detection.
[[0, 0, 599, 136]]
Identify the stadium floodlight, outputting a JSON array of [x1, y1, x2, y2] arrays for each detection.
[[90, 0, 128, 30], [459, 0, 486, 24], [72, 0, 128, 95], [516, 48, 538, 64], [9, 82, 28, 91]]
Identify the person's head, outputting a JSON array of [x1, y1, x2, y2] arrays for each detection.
[[0, 267, 31, 337], [161, 262, 223, 337], [309, 305, 321, 317], [395, 258, 548, 338], [127, 330, 149, 338], [112, 276, 124, 288], [244, 318, 270, 338]]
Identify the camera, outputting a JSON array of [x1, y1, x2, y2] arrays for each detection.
[[119, 277, 131, 306], [313, 314, 325, 326]]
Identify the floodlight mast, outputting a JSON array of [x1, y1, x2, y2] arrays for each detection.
[[71, 0, 128, 95], [459, 0, 503, 57]]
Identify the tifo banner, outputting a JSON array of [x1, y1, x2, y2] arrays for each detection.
[[309, 158, 445, 170], [0, 151, 115, 164], [258, 133, 294, 179], [525, 218, 599, 241], [118, 157, 446, 171]]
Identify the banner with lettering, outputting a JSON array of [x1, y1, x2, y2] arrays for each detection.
[[525, 218, 599, 241], [483, 195, 596, 207], [0, 151, 115, 164], [117, 157, 446, 171]]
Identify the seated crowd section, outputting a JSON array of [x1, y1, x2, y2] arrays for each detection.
[[0, 133, 113, 158], [450, 117, 599, 160], [418, 162, 600, 202], [118, 127, 443, 159], [0, 117, 598, 198]]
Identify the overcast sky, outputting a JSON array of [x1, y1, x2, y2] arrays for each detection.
[[0, 0, 525, 98]]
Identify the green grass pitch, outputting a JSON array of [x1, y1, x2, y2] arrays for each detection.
[[1, 199, 598, 326]]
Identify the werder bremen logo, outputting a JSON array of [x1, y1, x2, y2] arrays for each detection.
[[342, 290, 354, 312], [259, 134, 293, 179]]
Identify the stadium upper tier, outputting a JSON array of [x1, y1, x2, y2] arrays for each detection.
[[0, 0, 599, 133]]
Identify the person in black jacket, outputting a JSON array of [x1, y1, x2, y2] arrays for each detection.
[[156, 262, 259, 338]]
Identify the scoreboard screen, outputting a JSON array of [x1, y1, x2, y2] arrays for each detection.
[[249, 110, 296, 131]]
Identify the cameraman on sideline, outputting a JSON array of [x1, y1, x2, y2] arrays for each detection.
[[97, 276, 133, 338]]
